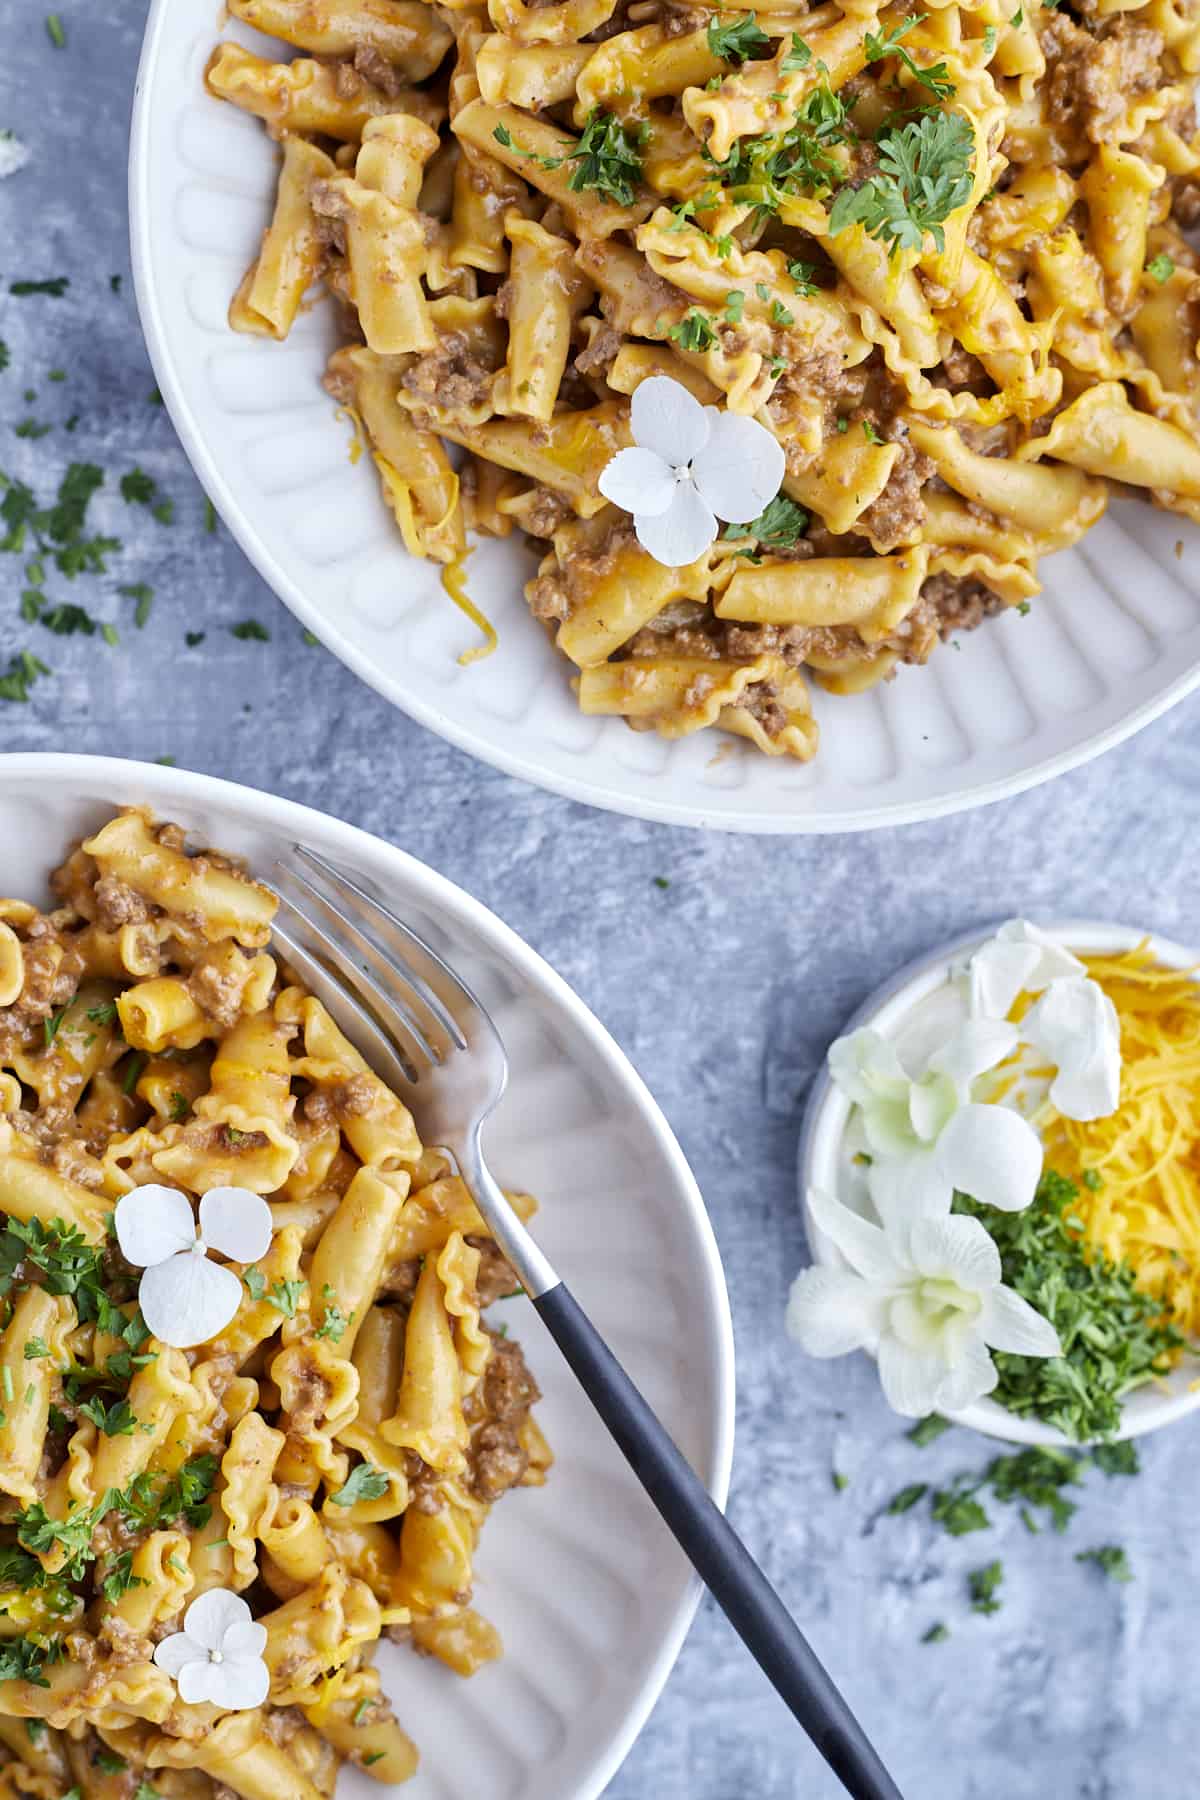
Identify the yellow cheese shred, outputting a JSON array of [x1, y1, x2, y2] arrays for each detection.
[[1040, 943, 1200, 1337], [441, 549, 497, 666]]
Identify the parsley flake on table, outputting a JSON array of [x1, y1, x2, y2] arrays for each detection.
[[907, 1413, 951, 1447], [887, 1482, 928, 1514], [9, 277, 69, 297], [120, 467, 156, 506], [230, 618, 270, 640], [968, 1560, 1004, 1615], [828, 109, 973, 255], [1076, 1544, 1133, 1583], [118, 583, 154, 628], [0, 650, 50, 703]]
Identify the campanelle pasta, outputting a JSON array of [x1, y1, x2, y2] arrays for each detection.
[[0, 808, 549, 1794], [211, 0, 1200, 761]]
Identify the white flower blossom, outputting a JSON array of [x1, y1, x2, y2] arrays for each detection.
[[788, 1187, 1061, 1416], [598, 375, 785, 567], [154, 1589, 269, 1710], [829, 1021, 1044, 1220], [115, 1184, 273, 1349], [0, 132, 30, 181], [968, 919, 1121, 1120]]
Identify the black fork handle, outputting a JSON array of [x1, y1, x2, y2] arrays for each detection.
[[533, 1282, 905, 1800]]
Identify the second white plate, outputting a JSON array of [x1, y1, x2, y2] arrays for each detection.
[[130, 3, 1200, 832]]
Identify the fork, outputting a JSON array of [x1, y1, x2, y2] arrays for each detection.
[[271, 845, 905, 1800]]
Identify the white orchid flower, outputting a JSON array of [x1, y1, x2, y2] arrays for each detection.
[[830, 1023, 1043, 1219], [154, 1589, 269, 1710], [788, 1187, 1061, 1416], [968, 919, 1086, 1021], [598, 375, 785, 567], [1022, 975, 1121, 1121], [115, 1184, 273, 1349]]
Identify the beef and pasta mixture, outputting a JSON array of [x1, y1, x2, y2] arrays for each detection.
[[209, 0, 1200, 761], [0, 807, 547, 1796]]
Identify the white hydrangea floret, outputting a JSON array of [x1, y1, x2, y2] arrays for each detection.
[[598, 375, 785, 567], [0, 131, 30, 181], [154, 1589, 269, 1710], [787, 1187, 1062, 1416], [115, 1184, 273, 1349]]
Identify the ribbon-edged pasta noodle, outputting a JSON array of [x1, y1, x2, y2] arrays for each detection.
[[211, 0, 1200, 765], [0, 808, 548, 1793]]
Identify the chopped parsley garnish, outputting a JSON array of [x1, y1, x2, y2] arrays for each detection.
[[266, 1278, 304, 1319], [205, 497, 218, 532], [0, 1634, 59, 1686], [787, 259, 818, 295], [1076, 1544, 1133, 1583], [723, 493, 809, 551], [886, 1482, 928, 1514], [930, 1476, 991, 1536], [707, 12, 772, 63], [46, 13, 66, 46], [711, 82, 853, 218], [39, 601, 98, 636], [230, 619, 269, 641], [862, 419, 884, 444], [243, 1266, 267, 1301], [9, 278, 69, 297], [724, 288, 745, 324], [568, 108, 646, 205], [78, 1395, 138, 1437], [770, 298, 794, 326], [1146, 252, 1175, 283], [1093, 1439, 1139, 1478], [832, 1469, 849, 1492], [781, 32, 813, 70], [907, 1413, 951, 1447], [982, 24, 997, 54], [922, 1621, 949, 1642], [0, 650, 50, 703], [121, 1052, 147, 1096], [100, 1549, 146, 1604], [120, 468, 157, 506], [330, 1462, 390, 1506], [168, 1091, 189, 1123], [314, 1286, 351, 1343], [95, 1749, 127, 1774], [668, 309, 718, 351], [0, 341, 8, 373], [15, 419, 52, 440], [86, 1000, 118, 1027], [43, 1005, 69, 1047], [828, 109, 974, 254], [954, 1171, 1183, 1440], [118, 583, 154, 628], [23, 1338, 49, 1361], [968, 1560, 1004, 1615], [185, 630, 206, 647], [864, 15, 955, 99]]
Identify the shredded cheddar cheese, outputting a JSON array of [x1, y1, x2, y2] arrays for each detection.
[[440, 549, 498, 666], [1040, 944, 1200, 1337]]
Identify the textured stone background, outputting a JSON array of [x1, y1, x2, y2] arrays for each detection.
[[3, 6, 1199, 1796]]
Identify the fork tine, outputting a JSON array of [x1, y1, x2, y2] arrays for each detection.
[[269, 914, 422, 1093], [273, 883, 444, 1074], [291, 846, 469, 1051], [274, 866, 452, 1065]]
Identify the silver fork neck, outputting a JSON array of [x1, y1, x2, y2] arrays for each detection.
[[452, 1128, 559, 1302]]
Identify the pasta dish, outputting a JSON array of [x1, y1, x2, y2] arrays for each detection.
[[208, 0, 1200, 762], [0, 807, 548, 1794]]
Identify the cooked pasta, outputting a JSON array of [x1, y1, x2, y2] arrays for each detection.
[[210, 0, 1200, 762], [0, 808, 548, 1795]]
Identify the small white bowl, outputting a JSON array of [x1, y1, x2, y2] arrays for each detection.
[[797, 920, 1200, 1447], [0, 753, 734, 1800]]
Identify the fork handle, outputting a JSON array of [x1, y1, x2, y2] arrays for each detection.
[[533, 1283, 905, 1800]]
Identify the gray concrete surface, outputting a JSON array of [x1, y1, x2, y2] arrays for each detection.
[[2, 6, 1197, 1796]]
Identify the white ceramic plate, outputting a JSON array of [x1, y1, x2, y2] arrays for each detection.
[[129, 4, 1200, 832], [0, 753, 735, 1800], [797, 921, 1200, 1447]]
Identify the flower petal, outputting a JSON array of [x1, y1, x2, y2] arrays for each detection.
[[199, 1188, 274, 1264], [934, 1331, 999, 1412], [979, 1284, 1062, 1358], [139, 1253, 243, 1350], [115, 1185, 196, 1269], [907, 1070, 958, 1146], [219, 1651, 271, 1710], [691, 412, 786, 523], [935, 1102, 1043, 1213], [828, 1028, 909, 1107], [908, 1213, 1002, 1291], [927, 1019, 1019, 1091], [807, 1184, 902, 1282], [177, 1658, 227, 1708], [634, 483, 717, 567], [223, 1620, 268, 1663], [597, 446, 676, 518], [1022, 976, 1121, 1121], [154, 1631, 209, 1680], [968, 941, 1043, 1021], [998, 920, 1084, 988], [867, 1150, 953, 1230], [785, 1265, 886, 1356], [184, 1587, 252, 1652], [877, 1337, 948, 1417], [630, 374, 710, 464]]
